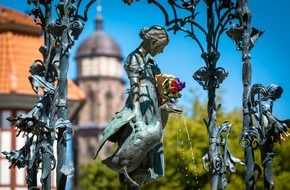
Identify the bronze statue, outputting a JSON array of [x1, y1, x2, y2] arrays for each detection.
[[94, 25, 184, 189]]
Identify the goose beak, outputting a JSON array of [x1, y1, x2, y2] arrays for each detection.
[[168, 104, 182, 114], [162, 101, 183, 114], [173, 107, 183, 114]]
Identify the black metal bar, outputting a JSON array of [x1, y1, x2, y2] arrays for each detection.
[[234, 0, 255, 189]]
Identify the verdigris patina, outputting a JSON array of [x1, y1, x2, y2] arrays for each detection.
[[94, 25, 184, 189]]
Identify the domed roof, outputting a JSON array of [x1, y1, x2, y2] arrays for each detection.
[[75, 16, 122, 60]]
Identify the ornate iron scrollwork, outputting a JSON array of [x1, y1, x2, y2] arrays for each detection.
[[193, 65, 228, 90], [122, 1, 243, 189], [122, 1, 290, 190], [2, 0, 96, 189], [238, 83, 290, 189], [203, 121, 244, 189]]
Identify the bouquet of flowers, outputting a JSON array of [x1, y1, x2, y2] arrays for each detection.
[[155, 74, 186, 104]]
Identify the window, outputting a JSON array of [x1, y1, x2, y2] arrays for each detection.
[[105, 91, 113, 121], [1, 111, 11, 129], [88, 90, 96, 122]]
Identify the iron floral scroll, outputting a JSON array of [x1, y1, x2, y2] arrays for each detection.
[[119, 1, 290, 189], [122, 1, 244, 190], [227, 0, 290, 189], [237, 84, 290, 189], [2, 0, 96, 189], [226, 1, 259, 187]]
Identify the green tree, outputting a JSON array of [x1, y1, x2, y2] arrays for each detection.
[[78, 158, 125, 190]]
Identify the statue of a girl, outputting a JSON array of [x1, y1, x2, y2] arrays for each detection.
[[122, 25, 169, 187], [95, 25, 183, 189]]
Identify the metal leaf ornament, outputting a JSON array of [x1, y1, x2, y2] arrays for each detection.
[[70, 20, 84, 40], [2, 150, 26, 169], [47, 19, 67, 37], [227, 25, 263, 50], [263, 151, 275, 188], [239, 125, 264, 149], [193, 66, 228, 89], [202, 121, 244, 183], [29, 60, 58, 99], [264, 84, 283, 101], [249, 27, 264, 50], [226, 24, 245, 49]]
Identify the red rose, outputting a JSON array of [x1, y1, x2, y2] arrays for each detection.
[[170, 87, 178, 94], [171, 80, 178, 88]]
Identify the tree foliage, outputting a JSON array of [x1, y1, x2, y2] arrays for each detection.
[[78, 97, 290, 189], [78, 158, 125, 190]]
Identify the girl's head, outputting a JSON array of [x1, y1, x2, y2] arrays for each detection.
[[139, 25, 169, 56]]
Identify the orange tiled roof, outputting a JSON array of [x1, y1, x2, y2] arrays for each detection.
[[0, 6, 85, 101], [0, 6, 41, 35], [0, 6, 36, 27]]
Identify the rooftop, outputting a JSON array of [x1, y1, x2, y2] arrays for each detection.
[[75, 15, 122, 60], [0, 6, 85, 101]]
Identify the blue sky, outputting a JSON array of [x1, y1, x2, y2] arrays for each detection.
[[1, 0, 290, 120]]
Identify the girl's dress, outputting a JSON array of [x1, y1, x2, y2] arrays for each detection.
[[122, 49, 164, 186]]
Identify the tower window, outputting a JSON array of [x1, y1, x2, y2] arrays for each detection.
[[105, 91, 113, 121], [88, 90, 96, 122]]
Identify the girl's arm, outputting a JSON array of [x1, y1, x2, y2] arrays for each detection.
[[129, 76, 141, 118], [124, 53, 143, 119]]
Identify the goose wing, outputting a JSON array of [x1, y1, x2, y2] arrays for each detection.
[[94, 107, 135, 159]]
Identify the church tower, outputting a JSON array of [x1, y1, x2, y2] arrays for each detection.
[[73, 8, 125, 164]]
